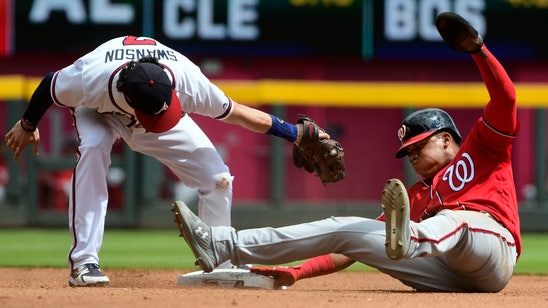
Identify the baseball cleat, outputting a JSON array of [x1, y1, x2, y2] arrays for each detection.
[[436, 12, 483, 53], [382, 178, 411, 260], [172, 200, 217, 272], [68, 263, 110, 287]]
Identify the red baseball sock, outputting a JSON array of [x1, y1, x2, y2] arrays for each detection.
[[291, 254, 336, 281]]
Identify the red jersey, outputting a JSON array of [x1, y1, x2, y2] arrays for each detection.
[[377, 116, 520, 256], [411, 117, 520, 256]]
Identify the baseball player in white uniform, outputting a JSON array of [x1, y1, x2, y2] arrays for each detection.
[[4, 36, 329, 287]]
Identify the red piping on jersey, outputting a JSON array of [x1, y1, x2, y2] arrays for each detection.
[[67, 108, 80, 271], [161, 64, 176, 90], [50, 71, 63, 106], [108, 62, 136, 118]]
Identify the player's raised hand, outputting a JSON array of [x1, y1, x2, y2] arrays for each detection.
[[436, 12, 483, 53], [5, 120, 40, 162]]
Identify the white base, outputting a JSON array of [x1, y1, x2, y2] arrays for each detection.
[[177, 269, 283, 290]]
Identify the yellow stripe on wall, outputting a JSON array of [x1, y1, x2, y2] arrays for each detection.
[[214, 80, 548, 108], [0, 75, 27, 100], [2, 75, 547, 108]]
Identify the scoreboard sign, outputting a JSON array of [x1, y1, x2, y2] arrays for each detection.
[[374, 0, 548, 60], [9, 0, 548, 60]]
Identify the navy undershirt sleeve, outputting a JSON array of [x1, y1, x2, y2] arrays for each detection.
[[22, 72, 55, 125]]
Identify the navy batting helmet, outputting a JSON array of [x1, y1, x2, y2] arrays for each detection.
[[395, 108, 462, 158]]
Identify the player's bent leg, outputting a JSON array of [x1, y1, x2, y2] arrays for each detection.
[[132, 115, 235, 268], [434, 210, 517, 292], [387, 210, 517, 292], [69, 107, 118, 285]]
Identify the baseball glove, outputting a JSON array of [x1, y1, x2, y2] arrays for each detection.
[[293, 117, 346, 185], [436, 12, 483, 53]]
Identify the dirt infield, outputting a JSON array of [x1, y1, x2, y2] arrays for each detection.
[[0, 268, 546, 308]]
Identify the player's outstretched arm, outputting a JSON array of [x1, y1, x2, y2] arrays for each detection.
[[222, 101, 330, 143], [470, 46, 517, 135], [435, 12, 517, 135], [223, 101, 346, 184]]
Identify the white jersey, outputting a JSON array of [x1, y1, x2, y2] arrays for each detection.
[[52, 36, 233, 121]]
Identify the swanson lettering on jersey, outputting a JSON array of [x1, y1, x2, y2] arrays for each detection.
[[104, 49, 177, 63]]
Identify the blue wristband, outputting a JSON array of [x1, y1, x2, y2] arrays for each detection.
[[266, 115, 298, 142]]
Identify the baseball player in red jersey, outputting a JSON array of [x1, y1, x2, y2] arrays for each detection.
[[4, 36, 331, 287], [173, 12, 521, 292]]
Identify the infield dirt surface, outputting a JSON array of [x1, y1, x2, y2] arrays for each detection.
[[0, 268, 546, 308]]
